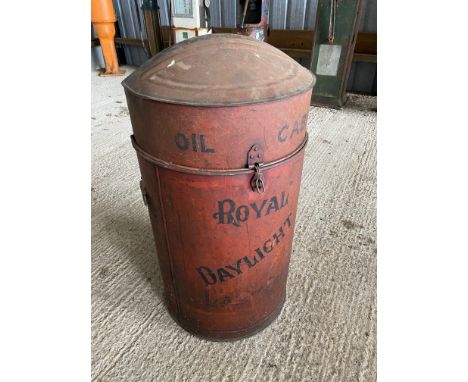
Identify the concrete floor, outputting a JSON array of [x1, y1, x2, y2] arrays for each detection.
[[92, 66, 377, 382]]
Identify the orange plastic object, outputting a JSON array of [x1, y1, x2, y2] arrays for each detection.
[[91, 0, 125, 76]]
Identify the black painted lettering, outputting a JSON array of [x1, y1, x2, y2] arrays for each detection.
[[213, 192, 288, 226], [175, 132, 189, 150], [196, 215, 295, 285], [284, 213, 292, 228], [191, 134, 197, 152], [196, 266, 217, 286], [200, 135, 215, 153], [213, 199, 239, 227], [218, 268, 235, 283], [266, 196, 280, 215], [236, 205, 250, 222], [263, 239, 273, 253], [226, 259, 243, 275], [290, 120, 300, 138], [272, 227, 285, 245], [255, 248, 265, 259], [278, 124, 289, 142], [280, 192, 289, 208], [243, 255, 260, 268], [250, 199, 267, 219]]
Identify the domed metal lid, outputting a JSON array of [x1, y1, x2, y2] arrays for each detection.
[[122, 34, 316, 107]]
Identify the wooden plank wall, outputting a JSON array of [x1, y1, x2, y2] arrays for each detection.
[[158, 27, 377, 64]]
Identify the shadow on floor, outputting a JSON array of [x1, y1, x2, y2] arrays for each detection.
[[99, 210, 165, 303], [344, 93, 377, 112]]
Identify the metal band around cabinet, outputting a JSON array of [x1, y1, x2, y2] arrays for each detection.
[[131, 133, 308, 177]]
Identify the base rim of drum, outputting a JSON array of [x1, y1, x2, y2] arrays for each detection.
[[171, 297, 286, 342]]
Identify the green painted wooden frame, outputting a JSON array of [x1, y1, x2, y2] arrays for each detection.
[[310, 0, 366, 108]]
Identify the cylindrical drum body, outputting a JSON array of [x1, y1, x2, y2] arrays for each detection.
[[123, 34, 315, 340]]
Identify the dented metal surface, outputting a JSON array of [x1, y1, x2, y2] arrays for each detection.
[[123, 34, 315, 340], [122, 34, 315, 106]]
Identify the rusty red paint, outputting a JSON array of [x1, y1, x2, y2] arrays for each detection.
[[123, 34, 315, 340]]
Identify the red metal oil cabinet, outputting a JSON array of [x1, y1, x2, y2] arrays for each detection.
[[122, 34, 316, 340]]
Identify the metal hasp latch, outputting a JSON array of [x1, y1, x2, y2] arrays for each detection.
[[140, 179, 148, 206], [247, 144, 265, 193]]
